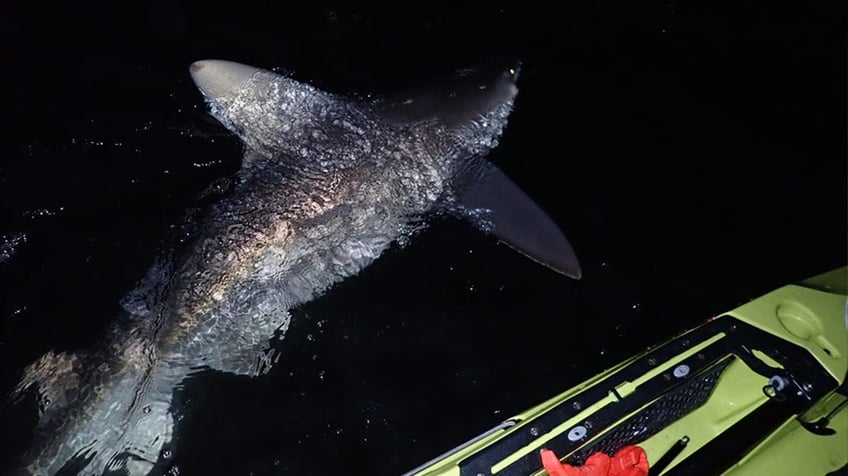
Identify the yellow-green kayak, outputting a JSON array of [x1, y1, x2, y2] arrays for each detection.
[[404, 268, 848, 476]]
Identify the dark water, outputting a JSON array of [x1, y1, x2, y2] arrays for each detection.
[[0, 1, 844, 474]]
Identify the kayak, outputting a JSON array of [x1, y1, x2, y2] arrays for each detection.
[[403, 267, 848, 476]]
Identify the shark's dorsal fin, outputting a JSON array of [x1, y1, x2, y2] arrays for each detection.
[[454, 163, 582, 279]]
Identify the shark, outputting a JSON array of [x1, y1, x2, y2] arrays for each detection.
[[6, 59, 581, 475]]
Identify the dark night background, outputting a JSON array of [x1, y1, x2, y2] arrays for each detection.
[[0, 0, 845, 474]]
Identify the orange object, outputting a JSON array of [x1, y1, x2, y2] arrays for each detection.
[[540, 446, 648, 476], [610, 446, 649, 476]]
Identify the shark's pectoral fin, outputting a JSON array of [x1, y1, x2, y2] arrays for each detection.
[[370, 60, 520, 130], [454, 164, 582, 279]]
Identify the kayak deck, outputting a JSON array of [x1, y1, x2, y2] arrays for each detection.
[[405, 268, 848, 476]]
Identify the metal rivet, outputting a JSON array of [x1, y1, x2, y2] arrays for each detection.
[[530, 427, 540, 436], [572, 401, 582, 410], [567, 425, 588, 441], [648, 358, 657, 366]]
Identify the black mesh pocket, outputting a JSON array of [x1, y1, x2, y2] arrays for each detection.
[[567, 358, 733, 464]]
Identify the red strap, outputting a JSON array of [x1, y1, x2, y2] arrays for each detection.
[[540, 449, 611, 476], [540, 446, 648, 476], [610, 446, 649, 476]]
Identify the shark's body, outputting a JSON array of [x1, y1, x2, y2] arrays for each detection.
[[8, 60, 580, 475]]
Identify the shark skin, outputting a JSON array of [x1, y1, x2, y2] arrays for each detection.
[[6, 59, 580, 475]]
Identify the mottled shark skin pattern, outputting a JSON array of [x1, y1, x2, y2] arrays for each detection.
[[7, 60, 580, 475]]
